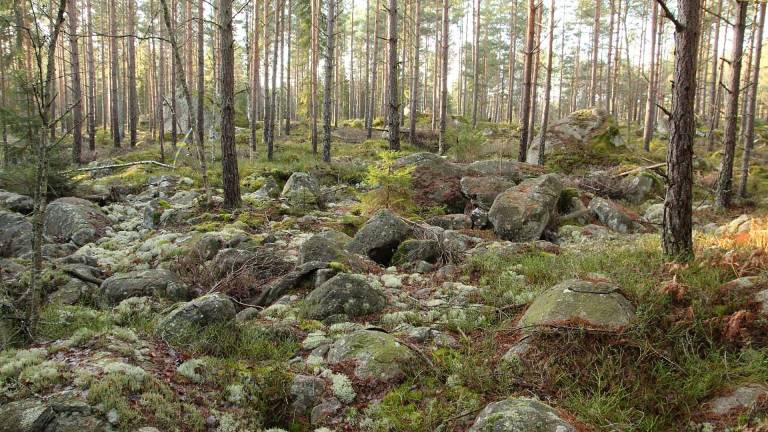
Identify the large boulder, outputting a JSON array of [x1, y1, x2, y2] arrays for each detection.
[[43, 197, 111, 246], [326, 329, 415, 382], [347, 209, 412, 265], [465, 160, 525, 182], [0, 211, 32, 258], [460, 176, 516, 210], [98, 269, 189, 307], [156, 293, 236, 339], [488, 174, 563, 241], [468, 398, 575, 432], [0, 190, 34, 214], [0, 398, 106, 432], [588, 197, 635, 233], [520, 279, 635, 332], [281, 172, 321, 210], [304, 273, 386, 320], [395, 152, 467, 212], [298, 230, 352, 265], [392, 239, 441, 265], [527, 108, 624, 164], [621, 173, 658, 204]]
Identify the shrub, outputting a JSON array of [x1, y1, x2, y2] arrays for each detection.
[[359, 151, 416, 216]]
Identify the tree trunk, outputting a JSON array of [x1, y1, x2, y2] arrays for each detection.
[[269, 0, 279, 157], [589, 0, 601, 106], [310, 0, 319, 152], [409, 0, 421, 144], [250, 0, 261, 153], [527, 4, 541, 149], [364, 0, 371, 134], [507, 0, 517, 122], [263, 0, 272, 156], [538, 0, 554, 165], [158, 9, 166, 162], [438, 0, 448, 154], [738, 2, 766, 198], [642, 0, 658, 151], [471, 0, 481, 128], [518, 0, 535, 162], [663, 0, 701, 261], [219, 0, 241, 208], [285, 0, 292, 134], [706, 0, 723, 151], [323, 0, 336, 162], [109, 0, 120, 147], [387, 0, 400, 150], [127, 0, 138, 147], [715, 0, 747, 208], [197, 0, 206, 189], [605, 0, 615, 112], [85, 0, 96, 152], [67, 0, 83, 163]]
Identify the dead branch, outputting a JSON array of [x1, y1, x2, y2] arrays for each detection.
[[61, 160, 175, 174]]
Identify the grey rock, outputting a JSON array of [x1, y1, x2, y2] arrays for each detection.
[[621, 173, 657, 204], [299, 230, 352, 265], [0, 189, 34, 214], [326, 329, 415, 382], [703, 384, 768, 417], [0, 211, 32, 258], [44, 197, 111, 246], [643, 203, 664, 225], [469, 398, 575, 432], [99, 269, 189, 307], [588, 197, 635, 233], [347, 209, 412, 265], [311, 398, 342, 425], [426, 214, 471, 230], [395, 152, 468, 213], [254, 260, 328, 306], [488, 174, 563, 241], [254, 177, 280, 199], [156, 293, 236, 339], [281, 172, 321, 209], [392, 239, 441, 265], [466, 160, 524, 182], [460, 176, 516, 210], [291, 375, 327, 413], [304, 273, 386, 320]]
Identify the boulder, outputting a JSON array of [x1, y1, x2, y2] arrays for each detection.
[[326, 329, 415, 382], [465, 160, 524, 182], [468, 398, 575, 432], [253, 177, 280, 199], [621, 173, 658, 204], [527, 108, 624, 164], [392, 239, 441, 265], [395, 152, 467, 212], [298, 230, 352, 265], [254, 260, 328, 306], [702, 384, 768, 418], [99, 269, 189, 307], [588, 197, 635, 233], [0, 211, 32, 258], [0, 190, 34, 214], [488, 174, 563, 241], [426, 214, 471, 230], [44, 197, 111, 246], [304, 273, 386, 320], [643, 203, 664, 225], [291, 375, 327, 413], [520, 279, 635, 332], [0, 398, 105, 432], [460, 176, 516, 210], [347, 209, 412, 265], [156, 293, 236, 339], [281, 172, 321, 210]]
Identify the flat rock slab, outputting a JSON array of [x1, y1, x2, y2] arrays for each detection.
[[702, 384, 768, 418]]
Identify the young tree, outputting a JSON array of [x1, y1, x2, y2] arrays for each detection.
[[662, 0, 701, 260], [66, 0, 83, 163], [738, 2, 766, 198], [538, 0, 555, 165], [438, 0, 448, 153], [715, 0, 748, 209], [518, 0, 535, 162], [219, 0, 241, 208], [323, 0, 336, 163], [386, 0, 399, 150]]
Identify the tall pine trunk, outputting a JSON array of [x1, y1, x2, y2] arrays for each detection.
[[589, 0, 601, 106], [323, 0, 336, 162], [518, 0, 535, 162], [706, 0, 723, 151], [471, 0, 480, 128], [219, 0, 241, 208], [127, 0, 138, 147], [409, 0, 421, 144], [642, 0, 658, 152], [438, 0, 448, 153], [387, 0, 400, 150], [367, 0, 381, 138], [67, 0, 83, 163], [538, 0, 554, 165], [250, 0, 261, 153], [109, 0, 120, 147], [85, 0, 96, 152]]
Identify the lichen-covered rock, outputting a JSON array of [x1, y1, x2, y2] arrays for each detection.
[[304, 273, 386, 320], [0, 397, 106, 432], [488, 174, 563, 241], [99, 269, 189, 307], [426, 214, 471, 230], [621, 173, 658, 204], [527, 107, 624, 164], [588, 197, 635, 233], [468, 398, 575, 432], [281, 172, 321, 210], [460, 176, 516, 210], [0, 211, 32, 258], [291, 375, 327, 413], [326, 330, 415, 382], [643, 203, 664, 225], [395, 152, 467, 212], [465, 160, 524, 182], [0, 189, 34, 214], [520, 279, 635, 332], [701, 384, 768, 418], [44, 197, 111, 246], [392, 239, 441, 265], [156, 293, 236, 339], [253, 177, 280, 199], [347, 209, 412, 265], [299, 230, 352, 265]]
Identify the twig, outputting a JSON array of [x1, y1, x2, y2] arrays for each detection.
[[615, 162, 666, 177], [61, 160, 175, 174]]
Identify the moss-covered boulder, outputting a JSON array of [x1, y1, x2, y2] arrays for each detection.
[[347, 209, 412, 265], [281, 172, 321, 211], [395, 152, 468, 213], [465, 159, 525, 182], [468, 398, 575, 432], [326, 330, 415, 382], [0, 211, 32, 258], [520, 279, 635, 332], [298, 230, 352, 265], [460, 176, 516, 210], [527, 108, 624, 165], [43, 197, 111, 246], [392, 239, 441, 265], [304, 274, 386, 320], [0, 398, 106, 432], [98, 269, 190, 308], [488, 174, 563, 241], [588, 197, 635, 234], [156, 293, 236, 339]]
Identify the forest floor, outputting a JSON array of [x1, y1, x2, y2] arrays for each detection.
[[1, 111, 768, 432]]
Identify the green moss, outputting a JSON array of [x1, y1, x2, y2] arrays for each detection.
[[38, 305, 111, 341]]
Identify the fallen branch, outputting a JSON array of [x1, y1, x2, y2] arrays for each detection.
[[615, 162, 666, 177], [62, 160, 176, 174]]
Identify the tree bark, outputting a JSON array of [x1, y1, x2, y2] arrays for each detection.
[[387, 0, 400, 150], [219, 0, 241, 208], [642, 0, 658, 151], [538, 0, 554, 165], [738, 2, 766, 198], [85, 0, 96, 152], [589, 0, 601, 106], [127, 0, 138, 147], [108, 0, 120, 147], [409, 0, 421, 144], [715, 0, 747, 209], [250, 0, 261, 153], [310, 0, 319, 152], [67, 0, 83, 163], [706, 0, 723, 151], [663, 0, 701, 261], [507, 0, 517, 122], [471, 0, 481, 128], [367, 0, 381, 138], [285, 0, 292, 134], [438, 0, 448, 154], [518, 0, 535, 162], [197, 0, 206, 184], [323, 0, 336, 162]]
